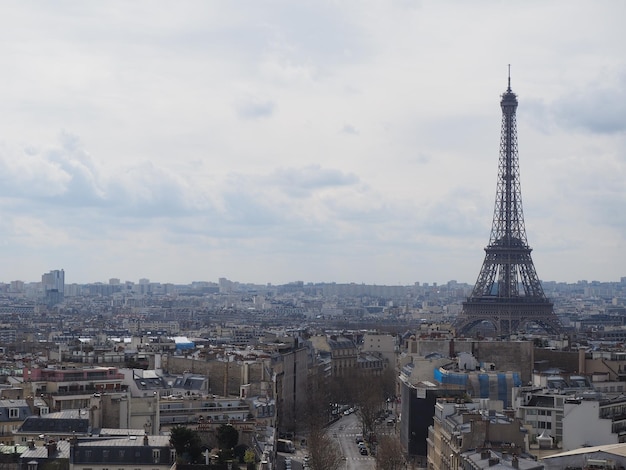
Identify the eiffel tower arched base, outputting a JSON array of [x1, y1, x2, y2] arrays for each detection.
[[455, 300, 561, 337]]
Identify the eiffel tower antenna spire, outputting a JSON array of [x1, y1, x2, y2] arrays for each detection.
[[455, 76, 562, 337], [507, 64, 511, 92]]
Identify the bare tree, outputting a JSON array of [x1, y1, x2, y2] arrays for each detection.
[[302, 369, 332, 431], [380, 365, 398, 401], [327, 369, 359, 406], [375, 435, 406, 470], [353, 372, 385, 438], [307, 427, 344, 470]]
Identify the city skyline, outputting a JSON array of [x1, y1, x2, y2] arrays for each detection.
[[3, 270, 625, 288], [1, 2, 625, 286]]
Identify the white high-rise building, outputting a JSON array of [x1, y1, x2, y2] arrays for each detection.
[[42, 269, 65, 305], [42, 269, 64, 292]]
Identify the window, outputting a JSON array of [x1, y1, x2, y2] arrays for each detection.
[[9, 408, 19, 418], [153, 449, 161, 463]]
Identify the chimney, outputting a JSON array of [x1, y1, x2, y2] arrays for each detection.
[[489, 457, 500, 466], [46, 440, 57, 457], [28, 440, 36, 450], [512, 456, 519, 469], [481, 450, 490, 459], [579, 348, 586, 374], [144, 434, 149, 446]]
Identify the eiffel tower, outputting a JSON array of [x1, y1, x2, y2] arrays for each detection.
[[455, 71, 561, 337]]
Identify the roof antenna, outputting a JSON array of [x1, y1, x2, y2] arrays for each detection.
[[507, 64, 511, 91]]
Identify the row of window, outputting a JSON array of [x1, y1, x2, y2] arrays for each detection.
[[0, 408, 24, 418], [79, 449, 173, 464], [524, 409, 552, 416], [78, 468, 157, 470], [83, 449, 158, 459]]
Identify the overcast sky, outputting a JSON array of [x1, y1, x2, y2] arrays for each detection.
[[1, 1, 625, 286]]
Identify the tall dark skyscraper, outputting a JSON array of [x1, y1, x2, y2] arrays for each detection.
[[455, 73, 561, 337]]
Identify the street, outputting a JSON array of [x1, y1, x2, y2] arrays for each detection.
[[277, 411, 398, 470], [328, 412, 376, 470]]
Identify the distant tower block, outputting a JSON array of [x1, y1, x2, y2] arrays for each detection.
[[455, 71, 561, 337]]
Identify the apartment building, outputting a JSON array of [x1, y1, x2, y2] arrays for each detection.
[[562, 395, 626, 451], [69, 434, 174, 470], [22, 365, 126, 411], [427, 400, 540, 470], [362, 331, 397, 368], [0, 399, 33, 445], [512, 375, 595, 446]]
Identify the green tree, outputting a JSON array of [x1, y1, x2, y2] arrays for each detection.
[[244, 448, 256, 470], [216, 424, 239, 450], [234, 444, 249, 463], [169, 425, 203, 463]]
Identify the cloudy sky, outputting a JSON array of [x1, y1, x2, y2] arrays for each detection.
[[1, 1, 625, 286]]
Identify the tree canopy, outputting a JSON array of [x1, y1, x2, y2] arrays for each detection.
[[216, 424, 239, 450], [169, 425, 203, 463]]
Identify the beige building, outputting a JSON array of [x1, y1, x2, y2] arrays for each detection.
[[362, 332, 397, 368], [427, 400, 535, 470]]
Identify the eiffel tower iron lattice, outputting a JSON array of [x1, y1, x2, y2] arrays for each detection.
[[455, 73, 561, 337]]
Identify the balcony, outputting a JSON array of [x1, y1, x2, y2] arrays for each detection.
[[38, 385, 128, 397], [160, 404, 250, 414]]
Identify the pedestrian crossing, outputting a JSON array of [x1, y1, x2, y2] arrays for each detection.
[[336, 432, 395, 438]]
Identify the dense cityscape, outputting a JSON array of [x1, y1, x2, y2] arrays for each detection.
[[1, 3, 624, 470], [1, 269, 626, 470], [3, 76, 625, 470]]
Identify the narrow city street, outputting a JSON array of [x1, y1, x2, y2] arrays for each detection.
[[328, 412, 376, 470]]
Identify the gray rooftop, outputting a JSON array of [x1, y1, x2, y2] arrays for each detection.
[[19, 440, 71, 461]]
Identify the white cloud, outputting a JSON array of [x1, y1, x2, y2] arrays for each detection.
[[0, 1, 625, 284]]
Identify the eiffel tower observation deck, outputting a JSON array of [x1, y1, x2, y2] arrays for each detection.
[[455, 71, 562, 337]]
